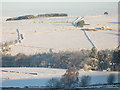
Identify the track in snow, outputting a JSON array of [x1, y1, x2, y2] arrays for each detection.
[[82, 30, 96, 48]]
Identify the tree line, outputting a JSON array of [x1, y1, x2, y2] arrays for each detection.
[[47, 66, 117, 89], [1, 47, 120, 71]]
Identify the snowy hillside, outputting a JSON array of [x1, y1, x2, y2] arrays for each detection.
[[1, 15, 118, 55], [0, 68, 119, 87]]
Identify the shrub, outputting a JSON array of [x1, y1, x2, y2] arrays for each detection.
[[47, 78, 60, 88], [107, 74, 116, 85], [80, 75, 91, 87]]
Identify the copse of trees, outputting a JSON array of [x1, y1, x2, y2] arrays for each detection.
[[47, 68, 117, 89], [61, 66, 79, 88], [2, 50, 91, 68], [1, 48, 119, 71], [111, 50, 120, 71], [47, 66, 92, 89], [97, 50, 111, 71], [89, 47, 98, 70], [47, 66, 79, 89]]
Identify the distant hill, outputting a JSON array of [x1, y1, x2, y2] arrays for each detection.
[[6, 13, 68, 21]]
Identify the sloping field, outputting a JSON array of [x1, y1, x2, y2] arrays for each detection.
[[0, 68, 119, 87], [1, 15, 118, 55]]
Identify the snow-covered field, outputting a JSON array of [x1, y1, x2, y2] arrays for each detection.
[[0, 67, 119, 87], [0, 15, 119, 88], [1, 14, 118, 55]]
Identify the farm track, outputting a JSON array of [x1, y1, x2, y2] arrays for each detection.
[[82, 30, 96, 48]]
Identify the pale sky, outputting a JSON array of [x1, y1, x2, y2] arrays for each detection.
[[0, 0, 119, 17], [1, 0, 120, 2], [1, 2, 118, 17]]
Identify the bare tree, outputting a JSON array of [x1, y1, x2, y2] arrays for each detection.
[[83, 64, 89, 71], [61, 66, 79, 88]]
